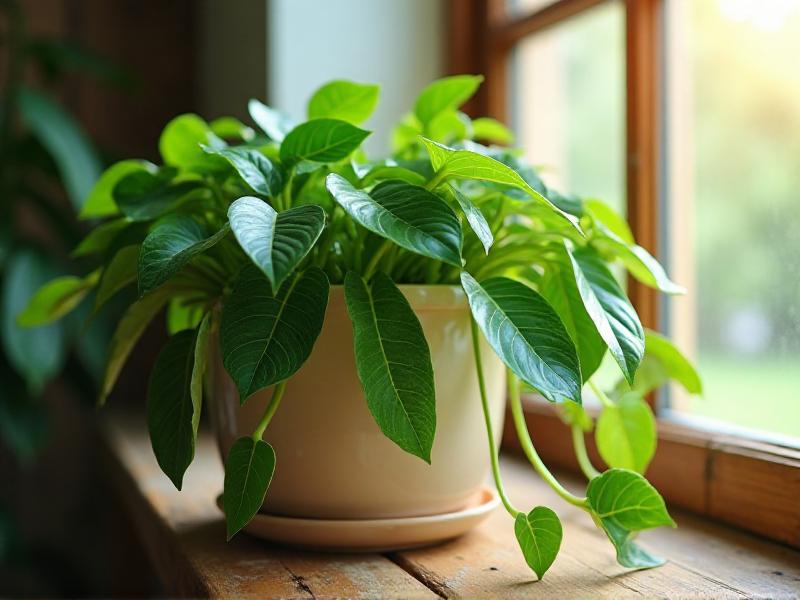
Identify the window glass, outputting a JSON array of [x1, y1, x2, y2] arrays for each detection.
[[506, 0, 558, 17]]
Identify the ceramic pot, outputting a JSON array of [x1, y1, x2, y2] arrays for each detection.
[[209, 284, 506, 520]]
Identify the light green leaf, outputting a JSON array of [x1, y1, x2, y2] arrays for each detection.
[[461, 273, 582, 404], [514, 506, 563, 580], [71, 218, 131, 258], [560, 401, 593, 432], [326, 174, 462, 267], [594, 233, 685, 295], [204, 147, 283, 198], [17, 87, 102, 210], [428, 110, 470, 144], [344, 272, 436, 463], [166, 299, 204, 335], [472, 117, 514, 144], [220, 267, 329, 402], [158, 113, 227, 172], [280, 119, 370, 166], [138, 216, 229, 296], [223, 436, 276, 540], [114, 170, 203, 222], [570, 248, 644, 384], [228, 197, 325, 290], [414, 75, 483, 126], [80, 160, 156, 219], [361, 165, 426, 187], [17, 270, 99, 326], [596, 392, 656, 473], [94, 245, 139, 312], [191, 313, 211, 436], [210, 116, 255, 141], [308, 80, 380, 124], [449, 185, 493, 254], [585, 199, 634, 244], [634, 330, 702, 395], [598, 519, 666, 569], [248, 99, 296, 142]]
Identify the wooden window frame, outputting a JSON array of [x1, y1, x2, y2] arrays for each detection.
[[447, 0, 800, 549]]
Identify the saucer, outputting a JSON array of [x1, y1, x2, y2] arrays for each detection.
[[216, 486, 499, 552]]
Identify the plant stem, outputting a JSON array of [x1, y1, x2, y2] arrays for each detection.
[[252, 381, 287, 441], [508, 373, 589, 509], [470, 316, 520, 518], [589, 380, 615, 409], [425, 169, 448, 191], [571, 423, 601, 480], [279, 169, 294, 212], [363, 239, 392, 280]]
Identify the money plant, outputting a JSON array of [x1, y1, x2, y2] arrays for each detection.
[[23, 76, 701, 580]]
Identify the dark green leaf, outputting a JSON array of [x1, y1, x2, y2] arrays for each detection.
[[449, 185, 493, 254], [158, 113, 227, 172], [327, 175, 462, 267], [80, 160, 156, 219], [204, 147, 283, 198], [94, 245, 139, 311], [461, 273, 581, 404], [248, 99, 296, 142], [414, 75, 483, 126], [223, 436, 276, 539], [344, 272, 436, 463], [221, 267, 329, 402], [634, 330, 702, 396], [138, 216, 229, 296], [17, 270, 99, 326], [280, 119, 370, 166], [596, 392, 656, 473], [307, 80, 380, 124], [114, 170, 204, 222], [71, 218, 131, 258], [228, 197, 325, 290], [514, 506, 563, 580]]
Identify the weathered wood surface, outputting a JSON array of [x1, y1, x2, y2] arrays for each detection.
[[101, 414, 800, 599]]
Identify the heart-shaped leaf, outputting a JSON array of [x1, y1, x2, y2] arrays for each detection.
[[461, 273, 582, 404], [220, 267, 329, 402], [414, 75, 483, 126], [138, 216, 229, 296], [599, 518, 666, 570], [449, 185, 493, 254], [327, 174, 462, 267], [634, 330, 702, 396], [280, 118, 370, 166], [569, 247, 644, 384], [308, 80, 380, 124], [223, 436, 276, 540], [80, 159, 156, 219], [248, 99, 296, 142], [344, 272, 436, 463], [94, 245, 139, 312], [114, 170, 203, 222], [17, 270, 99, 326], [204, 147, 283, 198], [514, 506, 563, 580], [228, 197, 325, 290], [596, 392, 656, 473], [158, 113, 227, 172]]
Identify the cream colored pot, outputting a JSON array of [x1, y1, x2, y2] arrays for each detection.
[[209, 284, 506, 520]]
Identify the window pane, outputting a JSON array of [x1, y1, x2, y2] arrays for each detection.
[[665, 0, 800, 438], [506, 0, 558, 18]]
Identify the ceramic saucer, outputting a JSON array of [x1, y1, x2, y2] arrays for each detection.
[[216, 486, 499, 552]]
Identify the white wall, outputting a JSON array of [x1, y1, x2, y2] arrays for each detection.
[[268, 0, 445, 154]]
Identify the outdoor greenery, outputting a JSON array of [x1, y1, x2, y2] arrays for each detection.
[[23, 75, 700, 579]]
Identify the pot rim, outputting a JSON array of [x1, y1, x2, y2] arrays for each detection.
[[327, 283, 468, 310]]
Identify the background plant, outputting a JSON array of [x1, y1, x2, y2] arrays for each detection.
[[25, 75, 701, 580]]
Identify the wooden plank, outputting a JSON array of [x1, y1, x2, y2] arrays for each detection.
[[489, 0, 607, 48], [100, 414, 436, 599]]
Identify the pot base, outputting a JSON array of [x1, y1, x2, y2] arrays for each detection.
[[216, 486, 499, 553]]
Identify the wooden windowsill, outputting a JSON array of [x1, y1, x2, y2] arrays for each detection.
[[99, 414, 800, 598]]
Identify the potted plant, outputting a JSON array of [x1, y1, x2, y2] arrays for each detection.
[[23, 75, 701, 580]]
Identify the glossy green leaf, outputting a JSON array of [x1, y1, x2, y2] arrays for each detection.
[[71, 218, 131, 258], [461, 273, 582, 404], [228, 197, 325, 290], [94, 245, 139, 312], [449, 185, 493, 254], [280, 119, 370, 166], [80, 160, 156, 219], [17, 87, 102, 209], [594, 233, 685, 295], [138, 216, 229, 296], [633, 330, 702, 396], [514, 506, 563, 580], [472, 117, 514, 144], [220, 267, 329, 402], [596, 392, 656, 473], [17, 270, 99, 326], [570, 248, 644, 384], [598, 519, 666, 570], [326, 175, 462, 267], [414, 75, 483, 126], [114, 170, 203, 222], [307, 80, 380, 124], [159, 113, 227, 172], [204, 147, 283, 198], [344, 272, 436, 463], [248, 99, 296, 142], [223, 436, 276, 540]]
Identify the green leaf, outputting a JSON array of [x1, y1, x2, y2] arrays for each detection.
[[326, 175, 462, 267], [514, 506, 563, 580], [344, 272, 436, 463], [248, 99, 296, 142], [585, 199, 633, 244], [307, 80, 380, 124], [204, 147, 283, 198], [594, 234, 685, 295], [587, 469, 674, 569], [280, 119, 370, 166], [71, 218, 131, 258], [228, 197, 325, 290], [449, 185, 493, 254], [220, 267, 329, 402], [596, 392, 656, 473], [634, 330, 702, 395], [223, 436, 276, 540], [17, 87, 102, 210], [428, 110, 470, 144], [94, 245, 139, 312], [167, 300, 204, 335], [210, 116, 255, 141], [414, 75, 483, 126], [138, 216, 229, 296], [570, 248, 644, 385], [560, 401, 593, 432], [360, 165, 427, 187], [158, 113, 227, 172], [99, 285, 174, 405], [146, 329, 198, 489], [472, 117, 514, 144], [114, 170, 203, 222], [80, 160, 156, 219], [461, 273, 582, 404], [17, 270, 99, 326]]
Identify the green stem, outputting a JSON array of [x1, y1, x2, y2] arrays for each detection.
[[425, 169, 448, 191], [280, 169, 295, 211], [571, 423, 601, 480], [589, 380, 615, 409], [252, 381, 287, 441], [363, 239, 392, 280], [508, 373, 589, 509], [470, 316, 520, 518]]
